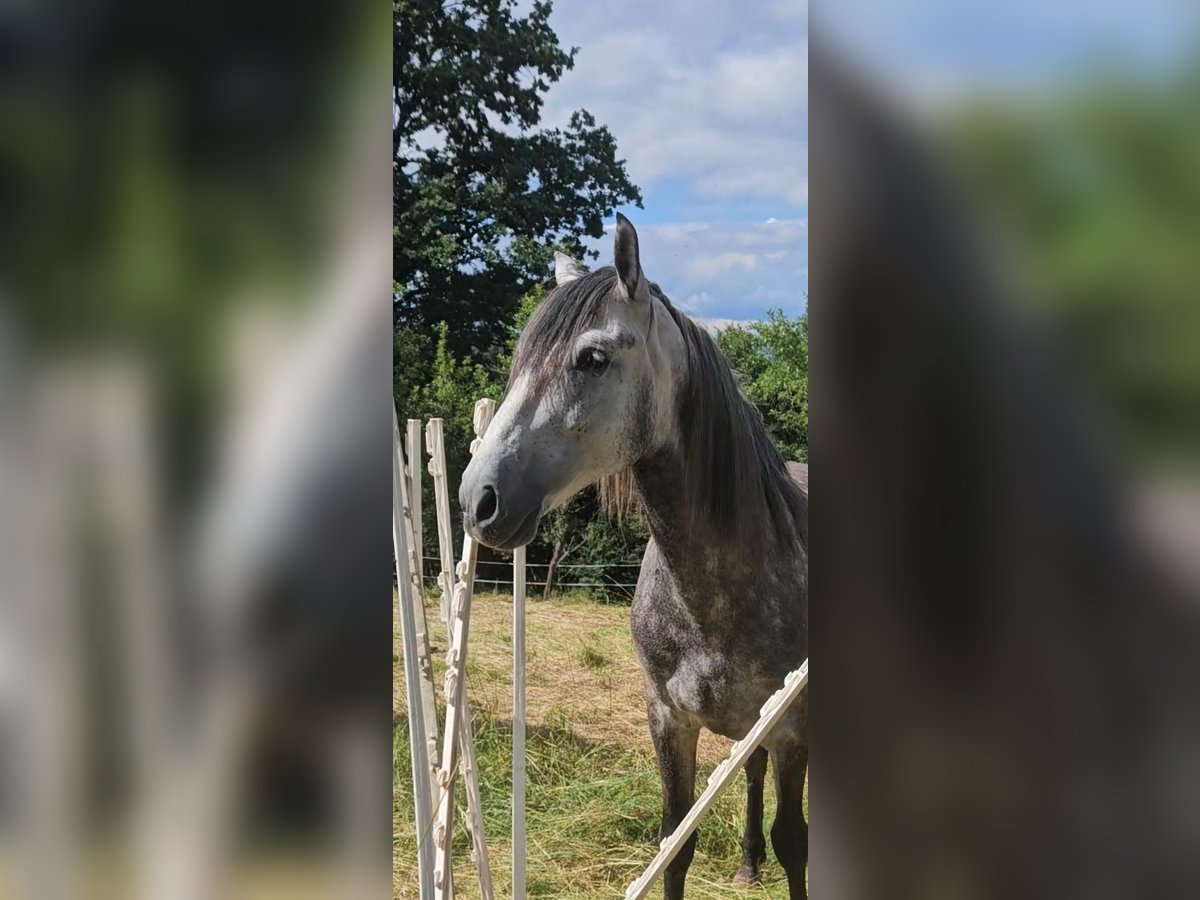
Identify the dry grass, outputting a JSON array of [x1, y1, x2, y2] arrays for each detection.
[[394, 591, 795, 899]]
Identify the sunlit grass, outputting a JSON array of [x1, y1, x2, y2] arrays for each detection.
[[394, 592, 795, 899]]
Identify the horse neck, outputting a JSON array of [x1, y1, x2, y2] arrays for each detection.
[[630, 301, 792, 598], [631, 445, 758, 595]]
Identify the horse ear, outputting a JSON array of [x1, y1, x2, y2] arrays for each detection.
[[613, 213, 649, 303], [554, 251, 584, 285]]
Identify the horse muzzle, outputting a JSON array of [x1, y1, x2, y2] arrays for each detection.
[[460, 471, 544, 550]]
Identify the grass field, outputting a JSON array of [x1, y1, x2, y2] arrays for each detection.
[[394, 591, 798, 899]]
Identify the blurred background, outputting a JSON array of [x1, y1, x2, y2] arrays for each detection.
[[811, 2, 1200, 897], [0, 1, 391, 898], [822, 0, 1200, 473], [7, 0, 1200, 895]]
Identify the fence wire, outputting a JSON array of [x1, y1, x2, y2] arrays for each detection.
[[422, 556, 639, 570], [418, 555, 642, 592]]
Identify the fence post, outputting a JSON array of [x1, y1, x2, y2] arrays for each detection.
[[406, 419, 424, 587], [425, 418, 456, 625], [512, 544, 527, 899], [394, 408, 435, 900], [432, 400, 497, 900], [456, 399, 497, 899], [397, 431, 441, 815]]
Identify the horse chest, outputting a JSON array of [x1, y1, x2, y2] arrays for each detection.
[[632, 604, 768, 739], [665, 651, 763, 738]]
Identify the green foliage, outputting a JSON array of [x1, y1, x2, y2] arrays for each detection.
[[394, 0, 642, 363], [393, 325, 431, 414], [496, 282, 550, 375], [425, 322, 500, 428], [717, 309, 809, 462], [537, 488, 650, 601], [941, 72, 1200, 463], [397, 322, 504, 559]]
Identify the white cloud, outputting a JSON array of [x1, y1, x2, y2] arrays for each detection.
[[689, 252, 759, 279], [709, 47, 808, 126], [530, 2, 809, 317], [694, 316, 752, 334], [543, 0, 807, 209], [583, 216, 808, 320], [693, 165, 808, 205]]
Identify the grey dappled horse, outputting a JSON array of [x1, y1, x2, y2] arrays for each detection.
[[461, 215, 809, 899]]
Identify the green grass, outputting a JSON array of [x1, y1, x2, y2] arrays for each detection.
[[578, 643, 609, 671], [394, 592, 796, 899]]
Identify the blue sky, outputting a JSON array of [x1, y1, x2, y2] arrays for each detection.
[[532, 0, 1194, 324], [816, 0, 1197, 103], [538, 0, 808, 325]]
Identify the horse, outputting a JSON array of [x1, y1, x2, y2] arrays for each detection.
[[460, 214, 809, 899]]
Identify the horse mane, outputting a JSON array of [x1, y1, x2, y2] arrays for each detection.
[[630, 292, 806, 557], [511, 266, 805, 556]]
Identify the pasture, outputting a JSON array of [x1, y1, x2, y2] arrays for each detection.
[[393, 591, 800, 898]]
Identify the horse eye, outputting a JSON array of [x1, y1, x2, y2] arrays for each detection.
[[575, 348, 610, 374]]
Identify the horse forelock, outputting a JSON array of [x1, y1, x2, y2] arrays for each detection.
[[509, 267, 617, 392]]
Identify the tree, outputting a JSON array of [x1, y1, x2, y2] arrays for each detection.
[[394, 0, 643, 363], [717, 310, 809, 462]]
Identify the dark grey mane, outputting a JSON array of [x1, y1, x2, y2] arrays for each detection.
[[659, 293, 806, 557], [510, 266, 806, 558]]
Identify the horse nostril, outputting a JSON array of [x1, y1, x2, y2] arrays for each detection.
[[475, 485, 498, 524]]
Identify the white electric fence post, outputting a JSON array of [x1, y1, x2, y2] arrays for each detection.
[[623, 660, 810, 900], [393, 408, 435, 900], [455, 398, 497, 899], [426, 418, 456, 624], [406, 419, 425, 587], [432, 400, 497, 900], [397, 431, 440, 814], [425, 416, 458, 898], [511, 544, 527, 900]]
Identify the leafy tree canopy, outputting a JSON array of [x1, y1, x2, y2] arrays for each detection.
[[394, 0, 642, 362], [717, 309, 809, 462]]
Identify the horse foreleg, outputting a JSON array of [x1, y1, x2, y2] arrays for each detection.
[[648, 700, 699, 900], [734, 746, 769, 885], [770, 723, 809, 900]]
